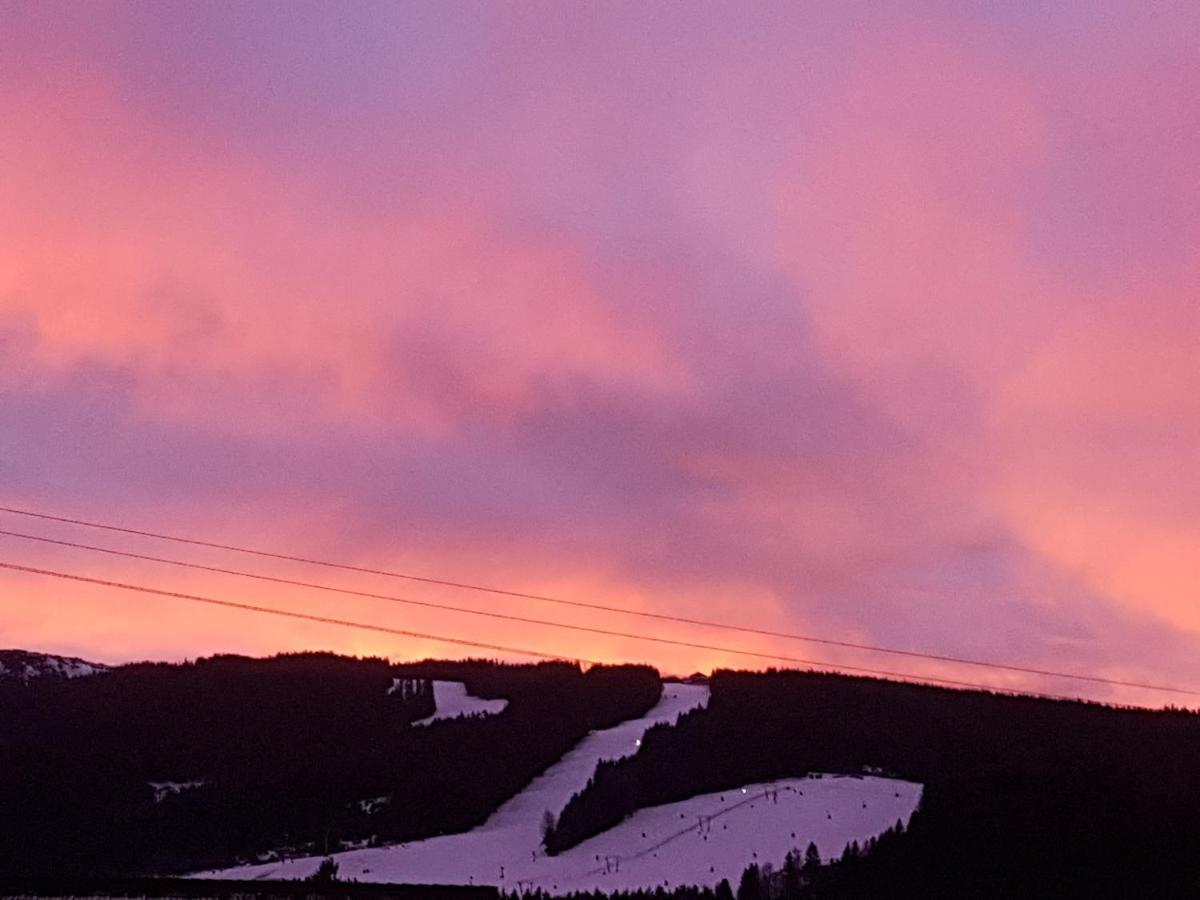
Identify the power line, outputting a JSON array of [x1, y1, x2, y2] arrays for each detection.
[[0, 560, 591, 664], [0, 504, 1192, 698], [3, 525, 1197, 699], [0, 558, 1102, 701]]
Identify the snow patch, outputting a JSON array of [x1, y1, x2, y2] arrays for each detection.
[[411, 681, 508, 726], [387, 677, 422, 697], [358, 795, 391, 815], [149, 781, 207, 803]]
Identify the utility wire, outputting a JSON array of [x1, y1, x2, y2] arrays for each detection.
[[0, 558, 1101, 702], [0, 560, 591, 664], [0, 504, 1192, 698], [2, 526, 1196, 698]]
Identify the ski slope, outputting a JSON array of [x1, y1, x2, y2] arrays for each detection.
[[530, 775, 921, 893], [201, 683, 707, 883], [199, 682, 921, 892], [410, 680, 508, 726]]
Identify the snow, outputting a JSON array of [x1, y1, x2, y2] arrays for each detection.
[[526, 775, 921, 893], [410, 680, 508, 726], [197, 683, 922, 892], [358, 795, 391, 815], [386, 677, 422, 696], [149, 781, 207, 803], [199, 683, 706, 883], [55, 660, 104, 677], [0, 650, 109, 683]]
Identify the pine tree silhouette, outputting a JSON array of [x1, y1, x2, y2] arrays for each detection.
[[310, 856, 339, 884], [736, 862, 763, 900]]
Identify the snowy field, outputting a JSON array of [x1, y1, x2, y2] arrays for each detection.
[[198, 682, 921, 892], [410, 680, 508, 726]]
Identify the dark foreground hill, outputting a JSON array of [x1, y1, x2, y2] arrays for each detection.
[[0, 652, 660, 877], [544, 669, 1200, 898]]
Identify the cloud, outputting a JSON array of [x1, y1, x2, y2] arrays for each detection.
[[774, 16, 1200, 667], [1, 3, 1198, 705], [0, 70, 684, 436]]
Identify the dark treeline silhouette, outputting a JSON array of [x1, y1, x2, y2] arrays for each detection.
[[544, 669, 1200, 898], [0, 875, 497, 900], [506, 835, 844, 900], [500, 826, 910, 900], [0, 653, 660, 877]]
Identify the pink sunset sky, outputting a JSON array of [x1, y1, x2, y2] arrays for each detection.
[[1, 1, 1197, 706]]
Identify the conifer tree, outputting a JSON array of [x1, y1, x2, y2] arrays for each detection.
[[736, 862, 763, 900], [782, 849, 803, 898], [804, 842, 821, 871], [310, 856, 339, 884]]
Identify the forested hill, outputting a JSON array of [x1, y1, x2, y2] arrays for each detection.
[[0, 653, 660, 878], [545, 669, 1200, 898]]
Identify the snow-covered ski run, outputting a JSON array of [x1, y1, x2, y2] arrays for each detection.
[[198, 682, 920, 892]]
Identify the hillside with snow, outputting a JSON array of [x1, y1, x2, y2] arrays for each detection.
[[201, 682, 921, 892], [0, 655, 662, 877], [0, 649, 108, 683], [12, 657, 1198, 895]]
